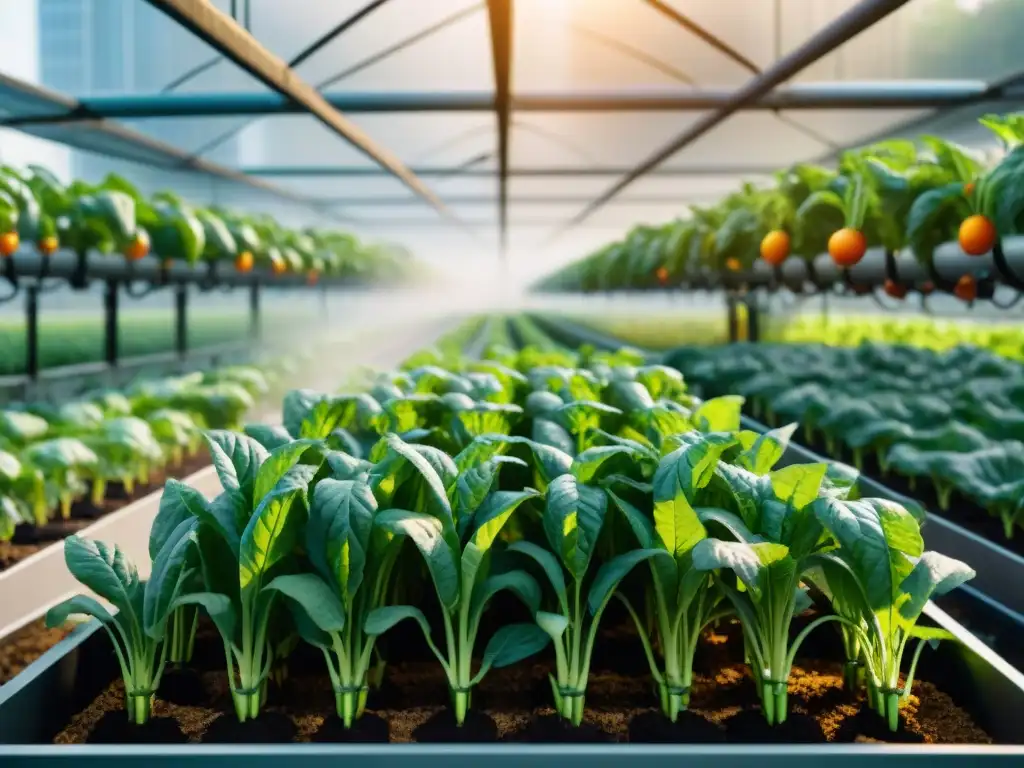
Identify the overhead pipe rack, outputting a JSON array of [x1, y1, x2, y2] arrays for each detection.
[[0, 249, 363, 385]]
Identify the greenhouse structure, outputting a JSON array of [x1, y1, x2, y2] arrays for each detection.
[[0, 0, 1023, 762]]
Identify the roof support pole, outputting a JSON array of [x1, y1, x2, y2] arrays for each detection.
[[142, 0, 451, 211], [485, 0, 513, 262], [559, 0, 915, 231]]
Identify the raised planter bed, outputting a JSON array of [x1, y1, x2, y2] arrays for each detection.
[[533, 314, 1024, 625], [0, 592, 1020, 759]]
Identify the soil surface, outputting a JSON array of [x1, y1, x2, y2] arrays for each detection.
[[0, 452, 211, 574], [0, 619, 73, 686], [52, 622, 991, 745]]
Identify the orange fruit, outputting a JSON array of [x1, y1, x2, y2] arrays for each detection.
[[124, 231, 150, 261], [828, 228, 867, 267], [655, 266, 669, 284], [954, 274, 977, 302], [0, 231, 19, 257], [963, 182, 975, 196], [760, 230, 790, 266], [37, 236, 58, 256], [235, 251, 254, 273], [958, 214, 996, 256], [271, 257, 287, 276], [725, 257, 742, 272]]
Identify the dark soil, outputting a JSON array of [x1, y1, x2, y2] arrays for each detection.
[[52, 618, 992, 745], [159, 668, 207, 707], [0, 452, 211, 574], [203, 711, 298, 744], [628, 710, 726, 743], [413, 709, 500, 743], [0, 618, 73, 685], [310, 712, 390, 743], [86, 711, 188, 744]]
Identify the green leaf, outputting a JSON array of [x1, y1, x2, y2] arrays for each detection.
[[471, 570, 542, 620], [692, 396, 744, 433], [470, 489, 540, 550], [769, 463, 829, 509], [306, 479, 376, 601], [253, 439, 321, 502], [692, 538, 788, 594], [204, 430, 268, 507], [543, 474, 607, 581], [587, 548, 671, 615], [143, 517, 198, 637], [172, 591, 235, 642], [63, 536, 140, 614], [375, 508, 459, 610], [532, 418, 575, 455], [476, 623, 550, 677], [238, 482, 308, 591], [508, 540, 569, 614], [535, 610, 569, 640], [365, 604, 432, 638], [811, 496, 923, 611], [150, 479, 209, 561], [573, 445, 636, 484], [46, 594, 114, 628], [244, 424, 294, 451], [263, 573, 347, 633], [737, 423, 797, 474], [899, 552, 976, 623]]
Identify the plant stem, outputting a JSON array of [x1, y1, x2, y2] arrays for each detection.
[[59, 493, 72, 520], [91, 478, 106, 508], [126, 692, 152, 725]]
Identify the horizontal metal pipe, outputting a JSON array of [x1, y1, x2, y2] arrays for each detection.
[[4, 251, 368, 288], [246, 164, 779, 177], [58, 80, 999, 120]]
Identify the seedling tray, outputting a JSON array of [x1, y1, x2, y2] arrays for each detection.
[[533, 315, 1024, 624]]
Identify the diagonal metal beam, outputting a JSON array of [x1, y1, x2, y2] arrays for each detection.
[[485, 0, 513, 263], [290, 0, 394, 68], [187, 2, 478, 163], [570, 22, 695, 85], [144, 0, 449, 216], [641, 0, 839, 151], [242, 163, 778, 177], [316, 3, 484, 90], [556, 0, 915, 233], [641, 0, 759, 74]]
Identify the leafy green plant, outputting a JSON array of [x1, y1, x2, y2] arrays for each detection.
[[365, 435, 549, 726], [45, 527, 198, 724]]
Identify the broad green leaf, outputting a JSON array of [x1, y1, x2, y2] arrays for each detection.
[[365, 604, 432, 638], [375, 508, 459, 610], [737, 423, 797, 474], [769, 463, 829, 509], [899, 552, 976, 622], [238, 483, 308, 591], [811, 496, 923, 610], [46, 594, 114, 628], [476, 623, 550, 676], [172, 591, 235, 642], [150, 479, 209, 560], [253, 439, 321, 502], [306, 479, 376, 600], [244, 424, 294, 451], [263, 573, 347, 633], [543, 474, 607, 581], [63, 536, 139, 615], [204, 430, 268, 505], [573, 445, 636, 484], [143, 518, 198, 637], [470, 489, 540, 550], [692, 395, 744, 433], [535, 610, 569, 640]]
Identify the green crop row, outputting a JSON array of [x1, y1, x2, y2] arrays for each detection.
[[51, 337, 972, 738]]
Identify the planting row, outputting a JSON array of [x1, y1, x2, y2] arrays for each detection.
[[559, 310, 1024, 362], [0, 163, 418, 282], [534, 112, 1024, 299], [41, 338, 985, 745], [0, 361, 278, 564], [663, 341, 1024, 548]]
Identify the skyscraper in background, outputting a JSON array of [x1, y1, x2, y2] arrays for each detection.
[[37, 0, 243, 186]]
